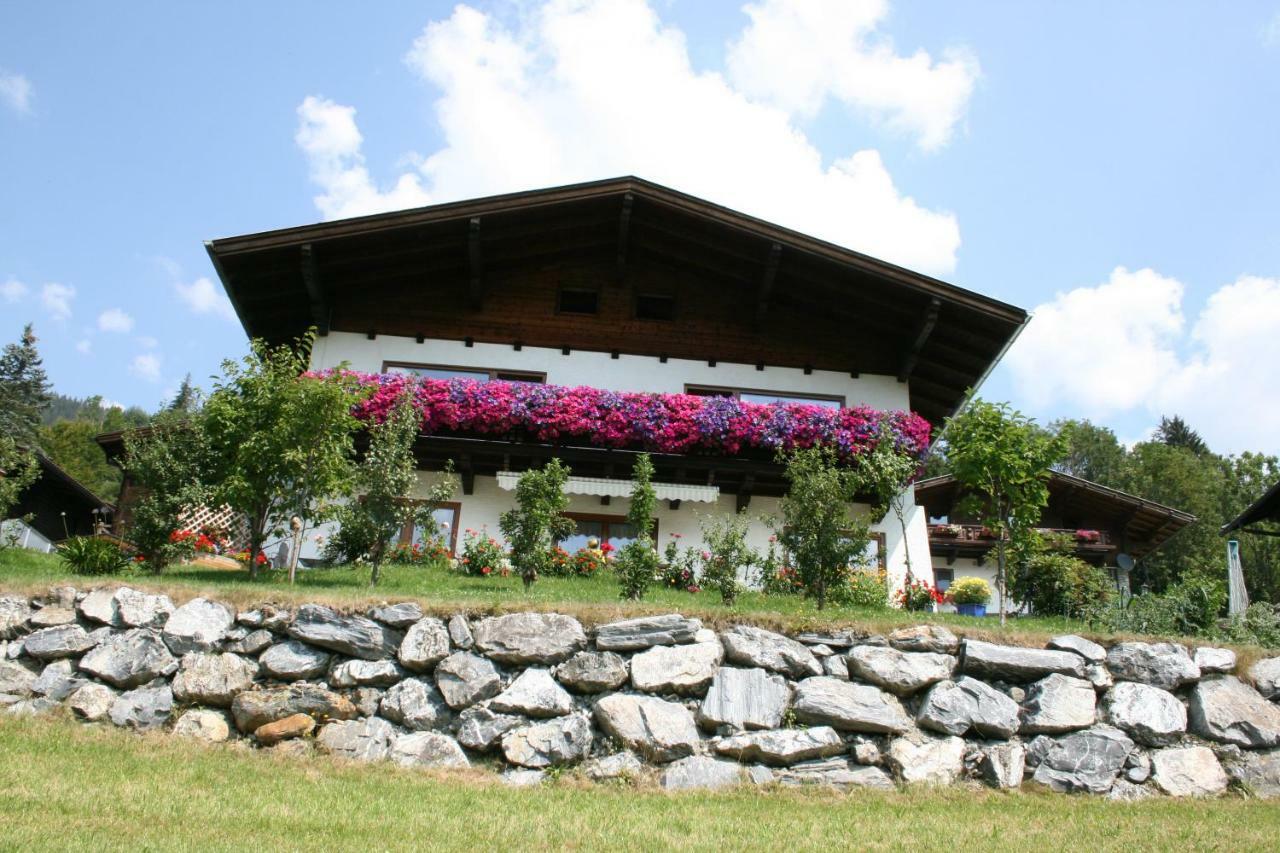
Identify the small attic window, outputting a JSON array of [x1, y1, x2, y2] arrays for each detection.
[[635, 293, 675, 321], [557, 288, 599, 315]]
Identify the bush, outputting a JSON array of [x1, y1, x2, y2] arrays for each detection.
[[1015, 552, 1114, 618], [458, 528, 508, 577], [833, 568, 889, 609], [659, 535, 700, 593], [551, 543, 609, 578], [499, 460, 574, 589], [698, 512, 757, 606], [58, 536, 133, 576], [1223, 603, 1280, 649], [947, 576, 991, 606], [1089, 568, 1226, 638], [616, 455, 659, 601], [895, 578, 944, 612], [387, 539, 450, 566]]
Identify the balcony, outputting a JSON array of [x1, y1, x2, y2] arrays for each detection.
[[928, 523, 1114, 563]]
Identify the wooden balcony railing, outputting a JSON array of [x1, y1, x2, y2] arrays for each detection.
[[927, 524, 1111, 548]]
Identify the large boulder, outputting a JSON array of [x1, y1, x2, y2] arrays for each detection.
[[1151, 746, 1228, 797], [1103, 682, 1187, 746], [714, 726, 845, 766], [1188, 676, 1280, 748], [846, 646, 955, 697], [1047, 635, 1106, 663], [594, 614, 703, 651], [721, 626, 821, 679], [398, 618, 451, 671], [1249, 657, 1280, 700], [31, 659, 85, 700], [792, 676, 911, 734], [456, 704, 525, 752], [172, 709, 232, 743], [593, 693, 701, 763], [254, 713, 316, 745], [368, 602, 424, 628], [316, 716, 395, 761], [1193, 647, 1236, 675], [66, 682, 115, 721], [886, 732, 967, 785], [78, 629, 177, 688], [0, 595, 31, 639], [584, 751, 644, 781], [660, 756, 747, 791], [1223, 747, 1280, 797], [491, 668, 574, 717], [960, 640, 1086, 682], [162, 598, 235, 655], [916, 677, 1020, 739], [630, 641, 723, 696], [698, 666, 790, 732], [555, 651, 628, 694], [230, 684, 357, 732], [224, 629, 273, 656], [259, 641, 331, 681], [288, 604, 402, 661], [171, 652, 258, 706], [0, 659, 37, 696], [501, 714, 593, 768], [887, 625, 959, 655], [29, 607, 76, 628], [1020, 674, 1097, 735], [391, 731, 470, 769], [979, 741, 1025, 789], [447, 615, 473, 650], [108, 684, 173, 730], [1106, 642, 1200, 691], [114, 588, 175, 628], [434, 652, 502, 709], [472, 613, 585, 665], [23, 624, 96, 660], [379, 678, 452, 731], [328, 659, 406, 688], [77, 588, 123, 627], [1031, 726, 1134, 793], [772, 757, 896, 790]]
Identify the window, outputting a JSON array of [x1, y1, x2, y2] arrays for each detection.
[[383, 362, 545, 384], [557, 288, 599, 315], [635, 293, 676, 321], [780, 530, 885, 570], [559, 512, 657, 552], [934, 567, 954, 594], [685, 384, 844, 409], [397, 501, 462, 555]]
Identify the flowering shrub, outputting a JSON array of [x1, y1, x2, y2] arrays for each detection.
[[946, 576, 991, 606], [232, 550, 270, 568], [388, 540, 450, 566], [698, 512, 757, 606], [659, 534, 701, 593], [458, 528, 507, 577], [548, 544, 609, 577], [895, 578, 944, 612], [169, 529, 223, 557], [835, 568, 890, 609], [325, 372, 931, 464]]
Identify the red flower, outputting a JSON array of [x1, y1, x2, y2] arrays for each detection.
[[600, 542, 615, 554]]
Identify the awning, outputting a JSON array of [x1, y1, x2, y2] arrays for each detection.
[[496, 471, 720, 503]]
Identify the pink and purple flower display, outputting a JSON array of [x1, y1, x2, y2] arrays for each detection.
[[324, 371, 931, 464]]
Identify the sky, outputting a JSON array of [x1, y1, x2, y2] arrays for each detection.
[[2, 1, 1278, 454]]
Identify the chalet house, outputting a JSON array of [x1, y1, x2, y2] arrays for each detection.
[[914, 471, 1196, 611], [1, 452, 113, 552], [142, 178, 1028, 590]]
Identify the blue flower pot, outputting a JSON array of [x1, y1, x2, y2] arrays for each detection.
[[956, 603, 987, 618]]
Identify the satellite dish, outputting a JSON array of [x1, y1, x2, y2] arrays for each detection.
[[1115, 553, 1135, 572]]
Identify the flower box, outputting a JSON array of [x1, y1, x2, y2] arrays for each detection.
[[956, 603, 987, 618]]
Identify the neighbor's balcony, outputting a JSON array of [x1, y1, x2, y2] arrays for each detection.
[[928, 523, 1113, 553]]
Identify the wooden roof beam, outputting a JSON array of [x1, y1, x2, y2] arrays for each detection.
[[899, 297, 941, 383], [616, 193, 633, 282], [299, 243, 329, 336], [755, 242, 782, 330], [468, 217, 483, 310]]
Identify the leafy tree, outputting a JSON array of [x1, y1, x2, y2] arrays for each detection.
[[202, 332, 364, 578], [0, 323, 52, 446], [1011, 536, 1114, 618], [1156, 415, 1208, 457], [121, 412, 213, 572], [1051, 418, 1128, 487], [39, 419, 120, 501], [698, 511, 756, 606], [499, 458, 574, 590], [615, 453, 659, 601], [858, 425, 924, 584], [0, 436, 39, 548], [779, 446, 869, 610], [945, 399, 1065, 625], [1225, 452, 1280, 604], [167, 374, 201, 413]]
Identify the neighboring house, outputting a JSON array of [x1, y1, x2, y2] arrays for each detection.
[[109, 177, 1028, 591], [914, 471, 1196, 612], [1221, 478, 1280, 536], [2, 452, 114, 552]]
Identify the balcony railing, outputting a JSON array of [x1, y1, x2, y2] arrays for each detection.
[[928, 524, 1112, 549]]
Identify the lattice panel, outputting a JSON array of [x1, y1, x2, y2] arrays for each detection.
[[178, 504, 251, 550]]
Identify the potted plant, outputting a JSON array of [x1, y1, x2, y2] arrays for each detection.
[[948, 576, 991, 617]]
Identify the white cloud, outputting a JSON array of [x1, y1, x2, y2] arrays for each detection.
[[97, 307, 135, 333], [130, 353, 162, 382], [295, 0, 964, 275], [0, 71, 32, 115], [0, 277, 27, 302], [175, 276, 238, 322], [1007, 268, 1280, 453], [726, 0, 978, 151], [40, 282, 75, 320], [1264, 10, 1280, 47], [75, 338, 92, 355]]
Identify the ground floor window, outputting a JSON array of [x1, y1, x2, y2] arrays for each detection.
[[559, 512, 657, 553], [934, 567, 954, 593], [398, 501, 461, 555]]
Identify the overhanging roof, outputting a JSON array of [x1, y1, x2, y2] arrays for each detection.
[[1222, 478, 1280, 535], [204, 176, 1028, 429]]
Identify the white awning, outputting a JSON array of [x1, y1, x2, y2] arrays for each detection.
[[496, 471, 720, 503]]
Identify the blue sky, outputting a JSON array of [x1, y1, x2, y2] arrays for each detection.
[[2, 1, 1278, 453]]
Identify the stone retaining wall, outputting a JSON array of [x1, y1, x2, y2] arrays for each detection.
[[4, 585, 1280, 798]]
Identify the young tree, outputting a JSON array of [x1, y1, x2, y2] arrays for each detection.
[[616, 453, 659, 601], [1156, 415, 1208, 457], [779, 446, 869, 610], [121, 412, 213, 572], [167, 374, 201, 413], [698, 511, 756, 606], [499, 458, 574, 590], [0, 436, 39, 548], [0, 323, 52, 446], [945, 399, 1065, 625], [858, 425, 924, 586], [202, 332, 363, 578]]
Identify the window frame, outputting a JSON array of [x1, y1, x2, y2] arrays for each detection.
[[396, 500, 463, 556], [555, 286, 601, 316], [382, 362, 546, 384], [561, 511, 659, 547], [634, 292, 677, 322], [683, 383, 846, 408], [779, 529, 886, 570]]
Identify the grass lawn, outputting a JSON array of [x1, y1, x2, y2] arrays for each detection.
[[1, 715, 1277, 852]]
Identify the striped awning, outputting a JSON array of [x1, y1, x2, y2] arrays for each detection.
[[496, 472, 720, 503]]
